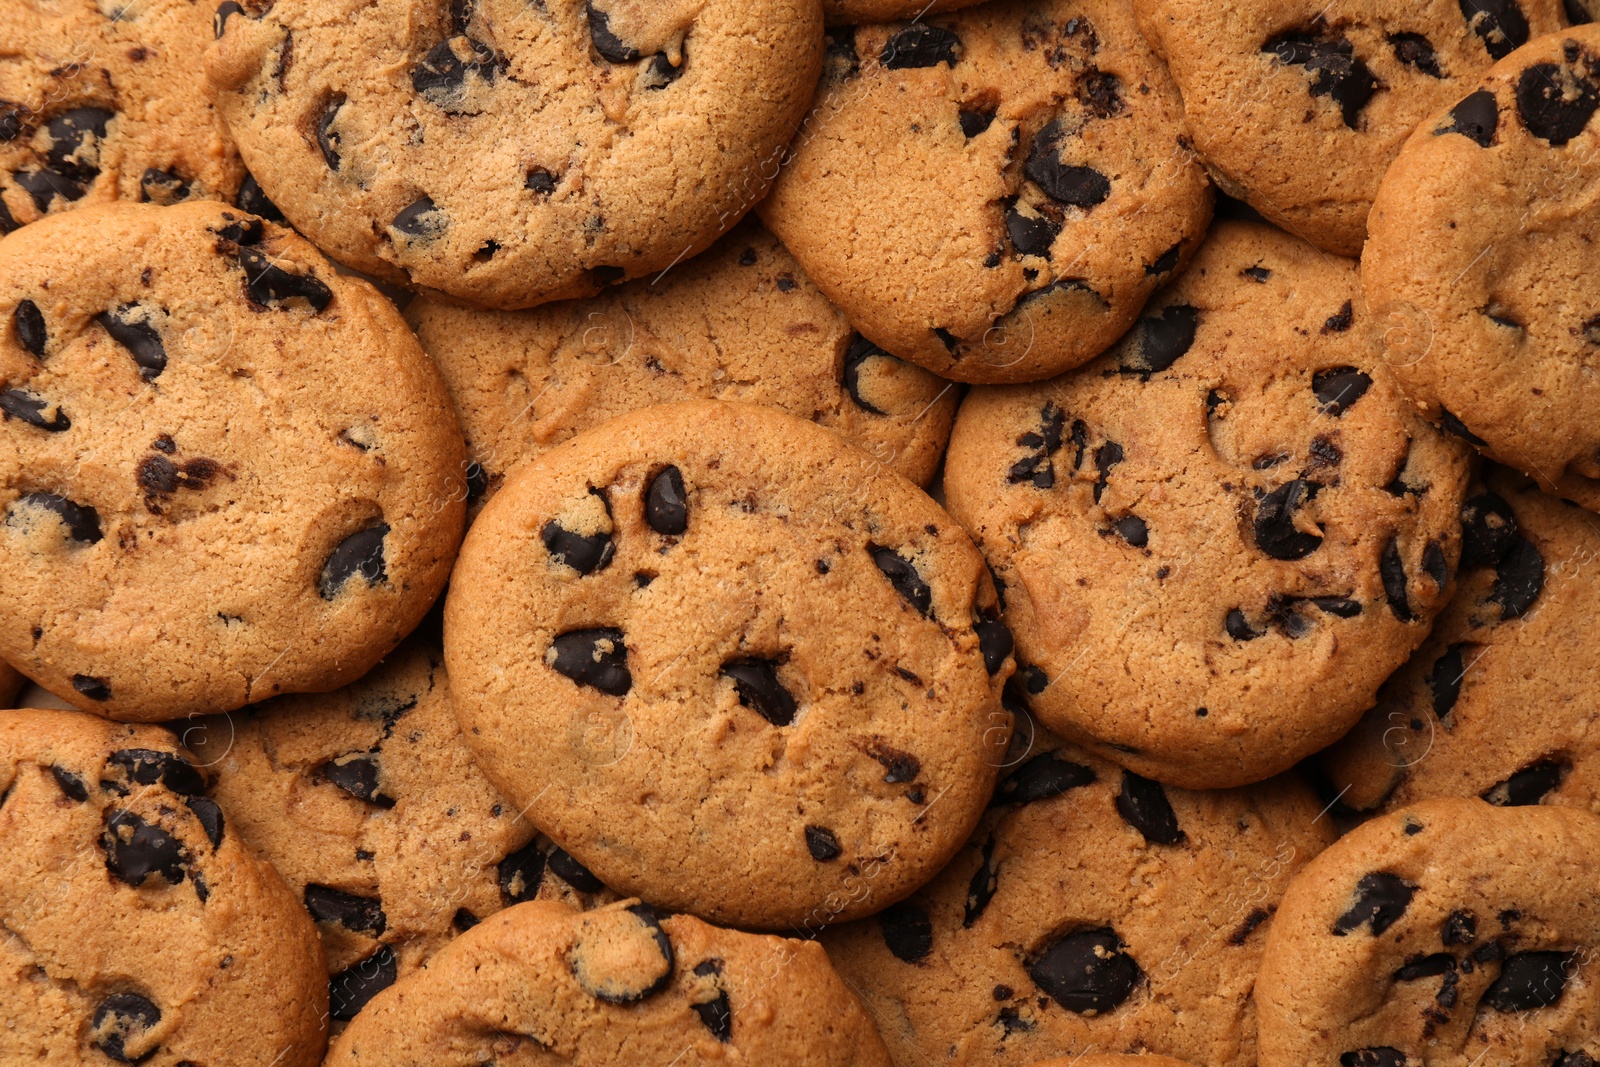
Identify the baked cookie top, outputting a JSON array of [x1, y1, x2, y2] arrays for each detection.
[[762, 0, 1212, 383], [1365, 25, 1600, 512], [0, 201, 465, 720], [1135, 0, 1572, 255], [0, 708, 328, 1067], [823, 0, 986, 26], [207, 0, 823, 309], [824, 719, 1335, 1066], [1325, 467, 1600, 815], [944, 221, 1473, 789], [445, 400, 1012, 929], [0, 0, 246, 234], [326, 899, 892, 1066], [1256, 798, 1600, 1067], [410, 218, 958, 506]]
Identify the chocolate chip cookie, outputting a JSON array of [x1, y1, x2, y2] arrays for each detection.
[[943, 221, 1473, 789], [824, 716, 1336, 1066], [0, 0, 248, 235], [208, 0, 824, 310], [824, 0, 987, 26], [1134, 0, 1572, 255], [0, 202, 466, 720], [1029, 1060, 1197, 1067], [445, 400, 1012, 929], [1365, 25, 1600, 513], [185, 636, 616, 1027], [410, 218, 958, 509], [325, 899, 892, 1065], [1256, 798, 1600, 1066], [0, 708, 328, 1066], [1324, 467, 1600, 815], [761, 0, 1213, 383]]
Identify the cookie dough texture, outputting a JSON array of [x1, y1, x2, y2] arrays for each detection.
[[825, 726, 1334, 1066], [208, 0, 824, 310], [0, 202, 466, 720], [187, 637, 616, 1025], [0, 0, 246, 234], [410, 218, 958, 506], [1365, 25, 1600, 513], [1134, 0, 1572, 256], [446, 400, 1012, 929], [824, 0, 987, 26], [944, 221, 1473, 789], [762, 0, 1213, 384], [326, 899, 892, 1066], [1028, 1060, 1196, 1067], [1325, 468, 1600, 815], [0, 709, 328, 1067], [1256, 798, 1600, 1066]]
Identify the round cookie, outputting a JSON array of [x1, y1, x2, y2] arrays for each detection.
[[760, 1, 1213, 384], [445, 400, 1012, 929], [326, 898, 892, 1066], [185, 636, 617, 1027], [1364, 26, 1600, 513], [943, 221, 1473, 789], [0, 201, 466, 720], [0, 0, 249, 235], [823, 716, 1336, 1066], [824, 0, 986, 25], [0, 708, 328, 1066], [207, 0, 823, 310], [1133, 0, 1572, 256], [410, 217, 959, 508], [1256, 798, 1600, 1066], [1324, 467, 1600, 814]]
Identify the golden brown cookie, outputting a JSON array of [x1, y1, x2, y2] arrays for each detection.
[[823, 1, 987, 27]]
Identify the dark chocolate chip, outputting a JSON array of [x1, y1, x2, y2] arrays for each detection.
[[1226, 609, 1264, 641], [549, 847, 606, 893], [1242, 265, 1272, 282], [1381, 537, 1413, 622], [1111, 515, 1148, 548], [1484, 951, 1574, 1011], [881, 24, 961, 69], [1115, 772, 1184, 844], [1312, 597, 1363, 617], [413, 36, 499, 111], [1460, 0, 1530, 60], [1439, 90, 1500, 146], [1516, 61, 1599, 145], [1427, 644, 1467, 717], [1556, 1054, 1597, 1067], [450, 0, 475, 35], [139, 167, 190, 206], [91, 992, 161, 1063], [805, 825, 842, 862], [1313, 367, 1371, 414], [1438, 407, 1487, 446], [1029, 928, 1142, 1013], [1491, 535, 1544, 619], [185, 796, 225, 848], [1077, 69, 1124, 117], [42, 107, 113, 183], [17, 492, 102, 544], [15, 169, 85, 212], [235, 173, 285, 222], [1332, 872, 1417, 936], [1264, 32, 1379, 127], [1025, 121, 1111, 208], [316, 95, 345, 170], [1460, 492, 1518, 569], [13, 299, 46, 357], [963, 840, 998, 926], [51, 765, 88, 802], [863, 741, 920, 784], [541, 521, 614, 575], [721, 658, 796, 727], [102, 809, 187, 887], [498, 839, 545, 904], [1443, 909, 1477, 945], [318, 523, 388, 600], [1129, 304, 1198, 374], [975, 618, 1013, 675], [108, 749, 205, 795], [0, 100, 27, 142], [550, 628, 632, 695], [238, 246, 333, 312], [689, 959, 733, 1041], [329, 945, 397, 1021], [73, 674, 111, 701], [1395, 953, 1454, 980], [1482, 759, 1567, 806], [305, 884, 387, 935], [320, 755, 395, 808], [1390, 32, 1444, 77], [1322, 301, 1356, 334], [993, 753, 1096, 806], [1093, 441, 1123, 503], [1422, 541, 1448, 589], [1005, 205, 1060, 258], [646, 466, 688, 535], [1008, 402, 1067, 489], [1, 389, 69, 432], [1254, 480, 1323, 560], [96, 304, 166, 379], [870, 544, 933, 617], [1341, 1050, 1409, 1067], [642, 50, 686, 89], [214, 1, 245, 38], [391, 196, 446, 240], [1147, 242, 1183, 277], [880, 901, 933, 962], [526, 167, 558, 196], [959, 108, 996, 137], [587, 3, 641, 62]]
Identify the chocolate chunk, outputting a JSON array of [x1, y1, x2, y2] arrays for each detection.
[[863, 740, 921, 784], [1128, 304, 1199, 374], [1381, 537, 1413, 622], [1395, 953, 1454, 980], [646, 466, 688, 534], [1255, 480, 1323, 560], [1111, 515, 1148, 548], [320, 755, 396, 808], [541, 521, 614, 575], [1093, 441, 1123, 503], [1116, 772, 1184, 844], [1422, 541, 1448, 589], [17, 493, 102, 544], [1460, 492, 1517, 569], [329, 945, 397, 1021], [587, 4, 642, 62], [526, 167, 558, 196], [1390, 32, 1444, 77], [1312, 367, 1371, 414], [1516, 61, 1599, 146], [73, 674, 111, 701], [96, 304, 166, 379], [498, 839, 545, 904], [1556, 1055, 1597, 1067], [450, 0, 475, 34], [1078, 69, 1124, 117], [963, 840, 998, 926], [689, 959, 733, 1041], [236, 173, 285, 222], [50, 765, 88, 802], [1322, 301, 1356, 334], [1443, 909, 1477, 945], [1427, 644, 1467, 717], [91, 992, 161, 1063], [214, 1, 245, 38], [108, 749, 205, 795], [823, 25, 860, 81], [1025, 121, 1111, 208], [843, 335, 892, 416], [1009, 402, 1067, 489], [1265, 32, 1379, 128], [571, 904, 675, 1003], [391, 196, 446, 241], [1460, 0, 1530, 60], [1226, 609, 1264, 641], [0, 101, 28, 142], [881, 24, 961, 69], [549, 847, 606, 893], [239, 246, 333, 311], [14, 170, 82, 212], [1491, 535, 1544, 619], [974, 618, 1014, 675], [1484, 951, 1574, 1011], [805, 825, 842, 862], [959, 108, 996, 137], [879, 902, 933, 961], [1481, 759, 1567, 806], [1341, 1050, 1409, 1067], [318, 523, 389, 599], [870, 544, 933, 617], [1439, 90, 1499, 146], [993, 753, 1095, 806], [413, 37, 499, 111], [316, 95, 345, 170], [215, 216, 264, 247], [102, 809, 187, 887], [1005, 205, 1060, 257], [1, 389, 69, 432], [1438, 407, 1486, 446], [1332, 872, 1417, 936], [549, 628, 632, 695], [642, 50, 686, 89], [1312, 597, 1362, 617], [305, 884, 387, 935], [1029, 928, 1142, 1013], [721, 658, 796, 727], [1147, 242, 1183, 276], [13, 299, 47, 357], [185, 796, 225, 848], [28, 108, 114, 206], [139, 167, 190, 206]]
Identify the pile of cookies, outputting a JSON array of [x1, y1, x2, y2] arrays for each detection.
[[2, 1, 1597, 1064]]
